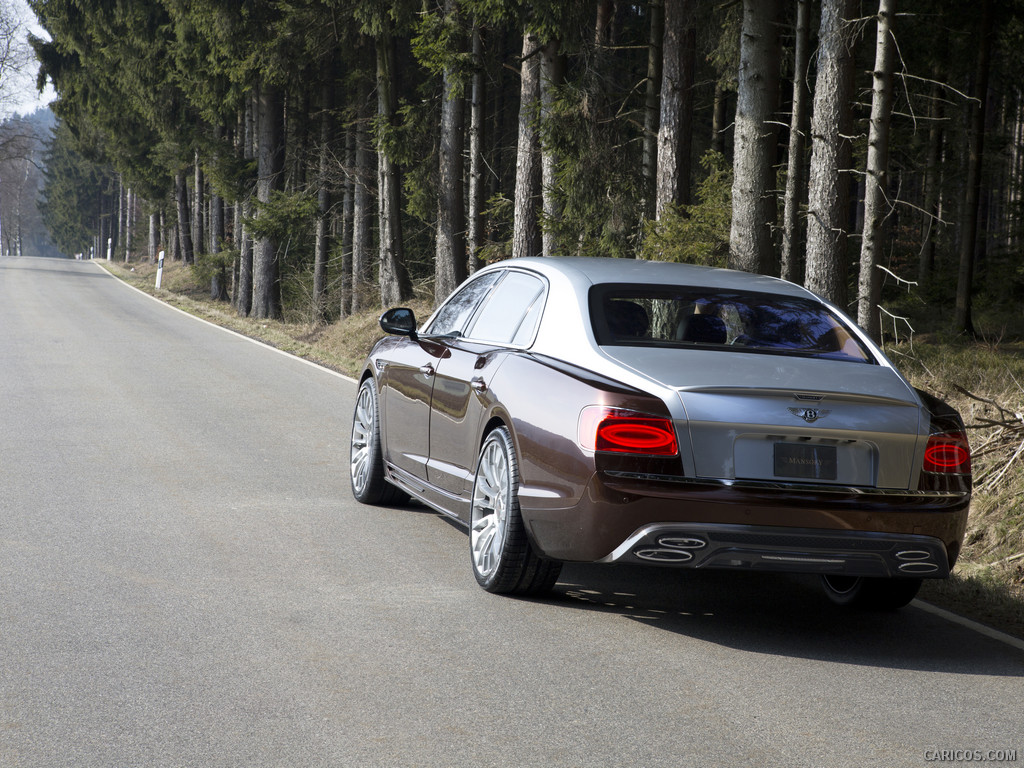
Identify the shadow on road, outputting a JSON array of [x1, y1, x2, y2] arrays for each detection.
[[408, 504, 1024, 676], [551, 563, 1024, 677]]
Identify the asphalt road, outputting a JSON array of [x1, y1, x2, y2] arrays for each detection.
[[1, 255, 1022, 768]]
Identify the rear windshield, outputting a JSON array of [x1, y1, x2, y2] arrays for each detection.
[[590, 285, 873, 364]]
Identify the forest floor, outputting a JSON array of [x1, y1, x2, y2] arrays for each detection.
[[97, 258, 1024, 642]]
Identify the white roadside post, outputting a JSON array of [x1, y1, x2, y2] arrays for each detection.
[[106, 237, 112, 261], [155, 249, 165, 289]]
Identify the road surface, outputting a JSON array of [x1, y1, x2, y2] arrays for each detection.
[[1, 256, 1021, 767]]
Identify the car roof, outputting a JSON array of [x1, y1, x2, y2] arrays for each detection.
[[479, 256, 812, 300]]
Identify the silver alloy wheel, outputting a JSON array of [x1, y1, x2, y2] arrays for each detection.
[[350, 381, 375, 497], [470, 435, 510, 579]]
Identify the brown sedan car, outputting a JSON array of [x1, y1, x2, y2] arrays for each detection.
[[350, 257, 971, 610]]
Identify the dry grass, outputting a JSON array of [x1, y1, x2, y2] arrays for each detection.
[[101, 258, 430, 376], [889, 338, 1024, 638], [98, 259, 1024, 639]]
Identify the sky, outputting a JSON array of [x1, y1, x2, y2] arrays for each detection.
[[2, 0, 55, 118]]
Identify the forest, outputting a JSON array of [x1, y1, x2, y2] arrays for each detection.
[[24, 0, 1024, 340]]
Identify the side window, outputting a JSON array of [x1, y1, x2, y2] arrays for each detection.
[[425, 272, 501, 336], [511, 297, 544, 346], [466, 271, 546, 345]]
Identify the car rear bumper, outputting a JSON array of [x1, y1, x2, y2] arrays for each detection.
[[597, 522, 950, 578], [521, 470, 970, 574]]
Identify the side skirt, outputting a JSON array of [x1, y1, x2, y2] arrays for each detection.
[[385, 462, 470, 526]]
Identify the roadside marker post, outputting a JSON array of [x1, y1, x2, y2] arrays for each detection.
[[155, 250, 165, 289]]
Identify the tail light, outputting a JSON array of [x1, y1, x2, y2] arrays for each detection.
[[579, 406, 679, 456], [923, 431, 971, 474]]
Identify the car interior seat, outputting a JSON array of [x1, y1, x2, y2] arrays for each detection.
[[606, 300, 650, 339]]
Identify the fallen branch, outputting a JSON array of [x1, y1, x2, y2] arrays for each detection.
[[949, 385, 1024, 494]]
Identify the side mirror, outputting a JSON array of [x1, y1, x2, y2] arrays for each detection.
[[380, 307, 418, 339]]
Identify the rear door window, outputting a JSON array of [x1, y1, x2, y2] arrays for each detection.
[[466, 271, 547, 345]]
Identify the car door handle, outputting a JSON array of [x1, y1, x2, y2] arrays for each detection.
[[419, 364, 435, 377], [471, 377, 487, 393]]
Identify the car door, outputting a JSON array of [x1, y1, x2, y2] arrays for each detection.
[[378, 271, 501, 483], [377, 336, 448, 481], [426, 270, 548, 502]]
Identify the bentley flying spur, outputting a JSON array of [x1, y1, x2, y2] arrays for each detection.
[[350, 257, 971, 610]]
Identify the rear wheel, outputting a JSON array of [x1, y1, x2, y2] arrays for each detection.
[[820, 575, 922, 611], [470, 427, 561, 595], [350, 378, 406, 505]]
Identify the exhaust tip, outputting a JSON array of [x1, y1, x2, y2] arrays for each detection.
[[657, 536, 707, 550], [895, 550, 932, 562], [898, 561, 940, 574], [634, 548, 695, 563]]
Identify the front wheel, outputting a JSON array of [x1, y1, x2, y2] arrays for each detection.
[[820, 575, 922, 611], [469, 427, 561, 595], [350, 378, 406, 505]]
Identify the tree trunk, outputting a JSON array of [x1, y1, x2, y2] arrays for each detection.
[[210, 124, 225, 258], [917, 75, 944, 288], [435, 0, 468, 305], [467, 21, 486, 274], [511, 29, 542, 259], [642, 0, 664, 220], [209, 157, 225, 300], [171, 224, 180, 262], [124, 187, 134, 262], [175, 174, 193, 265], [856, 0, 897, 340], [115, 174, 124, 258], [252, 81, 285, 320], [210, 192, 223, 253], [313, 78, 334, 324], [655, 0, 695, 219], [148, 211, 157, 263], [1010, 99, 1024, 257], [490, 45, 507, 205], [376, 29, 413, 306], [804, 0, 858, 307], [352, 118, 373, 313], [235, 98, 255, 317], [340, 125, 355, 318], [780, 0, 811, 283], [193, 149, 205, 257], [954, 0, 994, 336], [540, 38, 565, 258], [711, 81, 729, 156], [729, 0, 781, 275], [595, 0, 615, 46]]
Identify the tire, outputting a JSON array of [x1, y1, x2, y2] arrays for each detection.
[[820, 575, 922, 611], [469, 426, 562, 595], [350, 378, 406, 505]]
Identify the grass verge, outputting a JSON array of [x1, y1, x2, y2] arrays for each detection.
[[97, 258, 1024, 641]]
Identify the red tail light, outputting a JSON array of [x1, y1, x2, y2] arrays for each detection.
[[579, 407, 679, 456], [923, 431, 971, 474]]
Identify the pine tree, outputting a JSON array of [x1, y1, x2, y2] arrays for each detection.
[[856, 0, 897, 340], [804, 0, 858, 306], [728, 0, 780, 275]]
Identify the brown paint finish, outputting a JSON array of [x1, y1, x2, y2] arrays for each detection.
[[360, 257, 971, 588]]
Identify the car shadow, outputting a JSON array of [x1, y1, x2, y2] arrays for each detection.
[[549, 562, 1024, 677], [403, 504, 1023, 676]]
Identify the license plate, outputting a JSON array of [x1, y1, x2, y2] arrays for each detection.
[[774, 443, 837, 481]]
